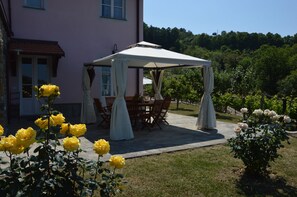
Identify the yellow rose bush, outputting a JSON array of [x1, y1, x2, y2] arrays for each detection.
[[0, 124, 4, 136], [15, 127, 36, 148], [0, 84, 125, 196], [93, 139, 110, 155], [63, 136, 80, 152], [69, 123, 87, 137], [38, 84, 60, 97], [109, 155, 125, 169]]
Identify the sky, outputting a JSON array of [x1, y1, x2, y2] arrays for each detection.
[[144, 0, 297, 37]]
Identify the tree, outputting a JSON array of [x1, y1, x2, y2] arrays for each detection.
[[230, 64, 256, 105], [278, 70, 297, 97], [162, 75, 190, 109], [253, 45, 290, 95]]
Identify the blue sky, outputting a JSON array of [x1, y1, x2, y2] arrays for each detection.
[[144, 0, 297, 37]]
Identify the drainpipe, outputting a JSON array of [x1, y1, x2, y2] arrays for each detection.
[[8, 0, 12, 33], [136, 0, 140, 95], [5, 39, 10, 123], [6, 0, 12, 123]]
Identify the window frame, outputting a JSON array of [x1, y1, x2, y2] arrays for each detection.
[[101, 0, 126, 20], [101, 67, 113, 97], [23, 0, 45, 10]]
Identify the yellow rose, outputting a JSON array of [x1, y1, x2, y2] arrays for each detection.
[[35, 118, 50, 129], [9, 143, 25, 155], [0, 135, 24, 154], [109, 155, 125, 169], [0, 124, 4, 136], [1, 135, 17, 151], [60, 123, 70, 135], [63, 136, 80, 152], [69, 124, 87, 137], [0, 142, 4, 151], [93, 139, 110, 155], [39, 84, 60, 97], [51, 113, 65, 126], [15, 127, 36, 148]]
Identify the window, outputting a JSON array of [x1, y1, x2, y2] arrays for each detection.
[[101, 0, 125, 20], [101, 68, 112, 96], [24, 0, 44, 9]]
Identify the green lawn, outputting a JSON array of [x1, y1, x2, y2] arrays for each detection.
[[115, 137, 297, 197], [95, 102, 297, 196], [169, 102, 242, 123]]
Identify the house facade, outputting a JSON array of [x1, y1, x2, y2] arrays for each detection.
[[2, 0, 143, 119], [0, 0, 10, 126]]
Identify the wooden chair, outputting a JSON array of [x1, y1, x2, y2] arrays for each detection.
[[126, 100, 139, 127], [159, 97, 171, 125], [93, 98, 111, 128], [141, 100, 164, 130], [105, 96, 115, 110]]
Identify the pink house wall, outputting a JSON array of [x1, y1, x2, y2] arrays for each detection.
[[9, 0, 143, 104]]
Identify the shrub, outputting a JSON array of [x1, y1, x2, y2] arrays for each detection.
[[0, 84, 124, 196], [228, 108, 290, 176]]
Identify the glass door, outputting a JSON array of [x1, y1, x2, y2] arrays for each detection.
[[20, 56, 50, 116]]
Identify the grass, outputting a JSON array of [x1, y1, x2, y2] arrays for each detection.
[[98, 102, 296, 196], [169, 102, 242, 123], [114, 137, 297, 197]]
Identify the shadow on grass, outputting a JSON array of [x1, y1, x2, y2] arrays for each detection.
[[169, 108, 198, 118], [216, 113, 241, 123], [169, 108, 194, 112], [236, 171, 297, 196]]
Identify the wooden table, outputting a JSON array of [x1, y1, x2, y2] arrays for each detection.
[[126, 101, 154, 127]]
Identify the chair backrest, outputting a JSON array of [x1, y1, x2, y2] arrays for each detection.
[[126, 101, 139, 117], [151, 100, 164, 115], [105, 96, 115, 108], [162, 97, 171, 111], [94, 98, 108, 114]]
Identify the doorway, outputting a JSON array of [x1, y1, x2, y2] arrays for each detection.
[[19, 56, 50, 116]]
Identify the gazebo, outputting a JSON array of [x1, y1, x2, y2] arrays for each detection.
[[82, 41, 216, 140]]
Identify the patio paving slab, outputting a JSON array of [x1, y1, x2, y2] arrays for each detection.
[[1, 113, 237, 163], [81, 113, 237, 161]]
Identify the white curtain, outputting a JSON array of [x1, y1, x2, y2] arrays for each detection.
[[110, 59, 134, 140], [197, 66, 216, 129], [80, 67, 97, 124], [150, 70, 164, 100]]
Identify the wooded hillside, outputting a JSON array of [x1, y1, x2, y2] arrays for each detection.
[[144, 23, 297, 117]]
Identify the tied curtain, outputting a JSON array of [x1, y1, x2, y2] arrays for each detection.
[[150, 70, 164, 100], [80, 66, 96, 124], [197, 66, 216, 129], [110, 59, 134, 140]]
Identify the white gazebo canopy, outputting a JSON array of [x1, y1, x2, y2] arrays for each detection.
[[91, 41, 211, 69], [143, 77, 152, 85], [86, 41, 216, 140]]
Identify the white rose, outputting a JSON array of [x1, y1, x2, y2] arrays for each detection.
[[253, 109, 263, 116], [264, 109, 270, 116], [240, 108, 248, 114], [238, 122, 248, 130], [234, 126, 241, 134], [268, 110, 277, 117], [271, 115, 280, 121], [284, 115, 291, 123]]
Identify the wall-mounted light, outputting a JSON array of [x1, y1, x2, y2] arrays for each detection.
[[112, 44, 118, 54], [14, 49, 23, 55]]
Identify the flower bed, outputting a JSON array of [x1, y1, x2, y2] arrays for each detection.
[[0, 84, 125, 196], [228, 108, 290, 176]]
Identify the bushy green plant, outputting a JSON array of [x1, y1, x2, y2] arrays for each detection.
[[288, 97, 297, 119], [244, 93, 262, 112], [0, 84, 125, 196], [265, 95, 283, 114], [228, 108, 290, 176]]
